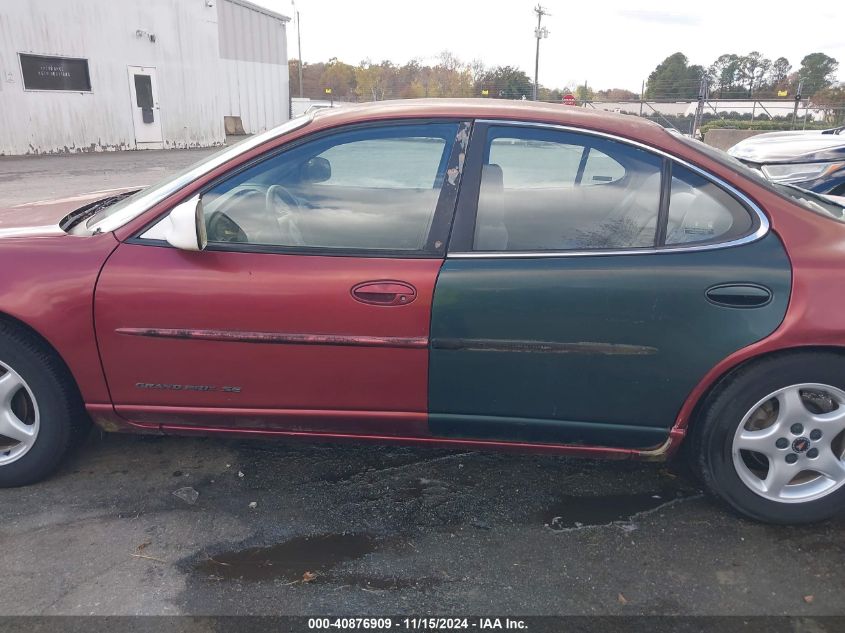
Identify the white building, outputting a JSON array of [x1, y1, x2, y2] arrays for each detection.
[[0, 0, 290, 155]]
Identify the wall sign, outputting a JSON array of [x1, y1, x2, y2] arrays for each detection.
[[19, 54, 91, 92]]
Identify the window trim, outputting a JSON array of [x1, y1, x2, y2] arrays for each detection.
[[448, 120, 769, 259], [129, 118, 472, 259]]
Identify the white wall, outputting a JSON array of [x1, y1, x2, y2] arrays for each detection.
[[0, 0, 226, 154], [218, 0, 289, 134]]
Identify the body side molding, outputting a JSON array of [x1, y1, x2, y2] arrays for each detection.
[[116, 327, 428, 349]]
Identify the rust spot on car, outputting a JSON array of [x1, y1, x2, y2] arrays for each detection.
[[91, 414, 123, 432]]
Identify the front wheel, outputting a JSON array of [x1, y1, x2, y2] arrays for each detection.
[[691, 352, 845, 524], [0, 322, 86, 487]]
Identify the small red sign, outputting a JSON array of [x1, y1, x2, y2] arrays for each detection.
[[562, 94, 577, 105]]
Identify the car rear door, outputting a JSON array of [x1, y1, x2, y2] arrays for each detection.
[[429, 121, 791, 449], [95, 120, 470, 435]]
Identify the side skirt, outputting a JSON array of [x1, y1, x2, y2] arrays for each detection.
[[86, 404, 679, 461], [429, 413, 670, 449]]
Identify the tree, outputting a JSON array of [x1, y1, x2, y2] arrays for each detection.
[[428, 51, 474, 98], [575, 83, 594, 102], [769, 57, 792, 89], [479, 66, 533, 99], [709, 54, 741, 97], [319, 57, 357, 99], [812, 84, 845, 125], [645, 53, 705, 99], [469, 59, 486, 87], [737, 51, 771, 96], [594, 88, 638, 101], [354, 59, 396, 101], [799, 53, 839, 93]]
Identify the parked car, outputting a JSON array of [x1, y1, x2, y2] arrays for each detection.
[[2, 100, 845, 524], [728, 126, 845, 195]]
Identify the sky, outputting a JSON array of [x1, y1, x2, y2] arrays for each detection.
[[254, 0, 844, 92]]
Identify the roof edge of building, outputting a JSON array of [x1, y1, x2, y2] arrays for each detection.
[[224, 0, 291, 23]]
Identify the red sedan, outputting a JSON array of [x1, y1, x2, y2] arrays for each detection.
[[2, 100, 845, 524]]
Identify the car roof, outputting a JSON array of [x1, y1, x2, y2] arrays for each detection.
[[309, 98, 667, 140]]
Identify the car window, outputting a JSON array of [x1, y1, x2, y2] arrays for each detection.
[[85, 116, 313, 234], [318, 138, 447, 189], [200, 122, 458, 251], [581, 149, 626, 186], [666, 164, 754, 245], [489, 139, 625, 189], [474, 126, 663, 251]]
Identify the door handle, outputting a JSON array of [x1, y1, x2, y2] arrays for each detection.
[[351, 281, 417, 306], [705, 283, 772, 308]]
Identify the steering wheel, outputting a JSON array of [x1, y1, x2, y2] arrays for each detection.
[[265, 185, 305, 246]]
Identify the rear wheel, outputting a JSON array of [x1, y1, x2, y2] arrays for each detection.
[[0, 322, 86, 486], [691, 352, 845, 524]]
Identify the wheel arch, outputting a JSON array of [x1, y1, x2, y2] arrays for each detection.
[[678, 345, 845, 448], [0, 310, 84, 405]]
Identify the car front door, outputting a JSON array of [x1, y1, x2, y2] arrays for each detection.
[[95, 120, 469, 435], [429, 122, 792, 449]]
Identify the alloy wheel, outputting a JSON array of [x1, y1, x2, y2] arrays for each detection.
[[0, 360, 40, 466], [732, 383, 845, 503]]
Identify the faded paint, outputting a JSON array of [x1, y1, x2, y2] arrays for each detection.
[[0, 0, 289, 155]]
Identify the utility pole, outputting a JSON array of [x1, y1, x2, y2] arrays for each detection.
[[791, 78, 804, 130], [691, 75, 708, 139], [639, 80, 644, 117], [291, 0, 303, 98], [532, 5, 549, 101]]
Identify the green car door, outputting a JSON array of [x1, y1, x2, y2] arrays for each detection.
[[429, 122, 791, 449]]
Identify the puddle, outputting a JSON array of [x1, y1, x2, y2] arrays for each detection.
[[541, 488, 692, 531], [196, 533, 377, 581]]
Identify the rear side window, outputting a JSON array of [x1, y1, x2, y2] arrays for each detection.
[[475, 126, 663, 251], [674, 132, 844, 224], [666, 164, 754, 245]]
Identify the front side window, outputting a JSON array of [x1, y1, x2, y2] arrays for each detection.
[[474, 126, 663, 251], [201, 122, 458, 252]]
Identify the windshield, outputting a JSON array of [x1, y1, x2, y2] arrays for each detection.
[[84, 115, 312, 234], [675, 132, 845, 222]]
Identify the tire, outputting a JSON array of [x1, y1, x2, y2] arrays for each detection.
[[690, 351, 845, 524], [0, 320, 88, 487]]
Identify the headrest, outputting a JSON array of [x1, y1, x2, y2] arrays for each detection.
[[481, 163, 504, 188]]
